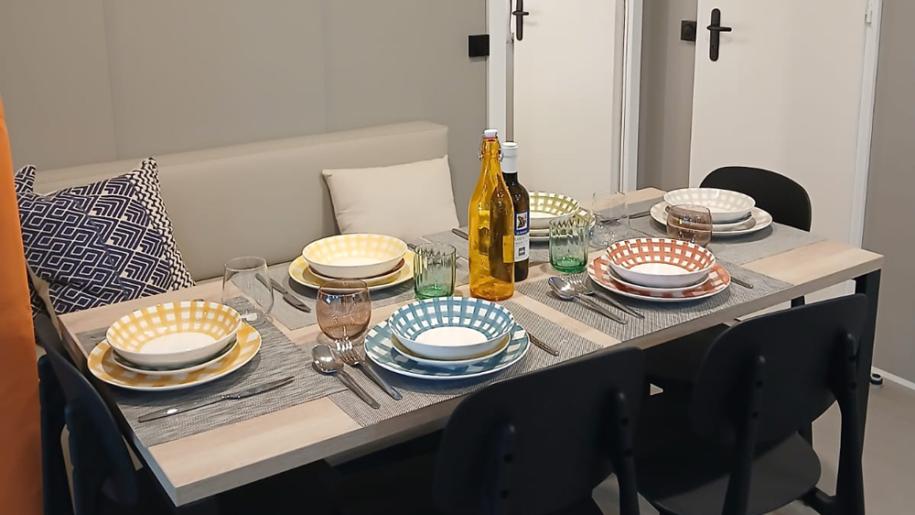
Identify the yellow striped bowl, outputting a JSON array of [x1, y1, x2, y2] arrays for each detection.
[[89, 323, 261, 392], [105, 301, 242, 369], [302, 233, 407, 279]]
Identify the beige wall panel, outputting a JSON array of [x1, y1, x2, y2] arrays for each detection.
[[863, 0, 915, 382], [101, 0, 327, 158], [0, 0, 117, 169], [321, 0, 487, 222]]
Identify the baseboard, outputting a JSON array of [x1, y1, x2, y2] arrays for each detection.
[[872, 367, 915, 392]]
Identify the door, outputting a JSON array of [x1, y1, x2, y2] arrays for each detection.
[[508, 0, 625, 201], [689, 0, 877, 246]]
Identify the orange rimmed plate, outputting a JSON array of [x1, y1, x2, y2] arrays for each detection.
[[589, 254, 730, 303]]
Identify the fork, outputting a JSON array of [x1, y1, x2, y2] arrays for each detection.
[[336, 339, 402, 400], [568, 276, 645, 320]]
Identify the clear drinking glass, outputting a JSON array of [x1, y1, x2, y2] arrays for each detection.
[[588, 192, 629, 247], [667, 204, 713, 246], [316, 280, 372, 346], [222, 256, 274, 323], [549, 215, 589, 273], [413, 242, 457, 299]]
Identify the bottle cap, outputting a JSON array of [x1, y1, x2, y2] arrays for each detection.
[[502, 142, 518, 173], [483, 129, 499, 139]]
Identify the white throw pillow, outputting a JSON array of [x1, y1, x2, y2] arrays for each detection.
[[322, 156, 460, 241]]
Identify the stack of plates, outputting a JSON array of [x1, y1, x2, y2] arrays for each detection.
[[529, 192, 582, 242], [651, 188, 773, 237], [364, 297, 529, 380], [290, 233, 414, 291], [587, 238, 730, 302], [88, 301, 262, 391]]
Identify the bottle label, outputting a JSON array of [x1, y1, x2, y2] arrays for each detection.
[[514, 211, 530, 262]]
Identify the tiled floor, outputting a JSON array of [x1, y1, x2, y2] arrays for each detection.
[[593, 380, 915, 514]]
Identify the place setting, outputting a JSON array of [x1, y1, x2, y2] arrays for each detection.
[[648, 187, 773, 239]]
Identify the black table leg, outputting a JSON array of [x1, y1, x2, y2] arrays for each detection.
[[855, 269, 881, 436]]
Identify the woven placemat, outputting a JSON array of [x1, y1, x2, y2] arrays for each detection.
[[266, 262, 416, 331], [515, 261, 793, 343], [628, 216, 824, 265], [328, 300, 603, 427], [75, 298, 344, 447]]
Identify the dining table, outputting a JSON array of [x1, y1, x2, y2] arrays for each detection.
[[56, 187, 883, 507]]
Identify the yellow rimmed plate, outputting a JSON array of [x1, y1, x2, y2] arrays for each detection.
[[288, 251, 414, 291], [88, 323, 262, 392]]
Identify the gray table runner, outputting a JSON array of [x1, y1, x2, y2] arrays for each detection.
[[628, 215, 824, 265], [328, 300, 602, 427], [76, 298, 344, 447], [516, 261, 793, 343]]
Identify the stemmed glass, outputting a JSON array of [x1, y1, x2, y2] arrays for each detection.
[[316, 280, 372, 350], [222, 256, 274, 323], [666, 204, 713, 246], [589, 192, 629, 247]]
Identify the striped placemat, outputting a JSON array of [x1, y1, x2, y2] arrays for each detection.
[[628, 215, 824, 265], [75, 298, 344, 447], [327, 300, 603, 427], [515, 261, 792, 343]]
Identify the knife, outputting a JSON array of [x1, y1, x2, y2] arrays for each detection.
[[527, 332, 560, 357], [138, 376, 295, 422], [270, 278, 312, 313], [452, 228, 469, 240]]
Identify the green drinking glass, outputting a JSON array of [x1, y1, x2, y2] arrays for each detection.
[[413, 242, 457, 299], [549, 215, 589, 273]]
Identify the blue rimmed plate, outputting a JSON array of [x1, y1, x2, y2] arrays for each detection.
[[388, 297, 515, 360], [365, 321, 530, 380]]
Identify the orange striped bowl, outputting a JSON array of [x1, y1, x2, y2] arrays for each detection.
[[605, 238, 716, 289]]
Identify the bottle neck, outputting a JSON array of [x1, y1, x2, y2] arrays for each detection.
[[502, 170, 518, 185], [481, 138, 501, 176]]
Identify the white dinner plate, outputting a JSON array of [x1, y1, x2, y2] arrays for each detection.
[[650, 201, 773, 238]]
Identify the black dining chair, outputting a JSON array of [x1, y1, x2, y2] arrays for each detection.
[[336, 346, 645, 515], [35, 314, 338, 515], [635, 295, 867, 515], [647, 166, 814, 394], [701, 166, 812, 231]]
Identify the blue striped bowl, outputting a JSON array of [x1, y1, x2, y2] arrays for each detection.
[[365, 321, 529, 380], [388, 297, 515, 360]]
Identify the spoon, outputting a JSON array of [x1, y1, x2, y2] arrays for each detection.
[[548, 276, 627, 324], [312, 344, 380, 409]]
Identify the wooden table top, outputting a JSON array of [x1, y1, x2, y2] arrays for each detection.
[[57, 188, 884, 506]]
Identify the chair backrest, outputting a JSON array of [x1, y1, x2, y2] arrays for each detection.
[[701, 166, 812, 231], [38, 356, 74, 515], [34, 315, 139, 515], [433, 346, 644, 515], [690, 294, 866, 444]]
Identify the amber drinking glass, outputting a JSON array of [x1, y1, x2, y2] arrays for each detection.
[[316, 280, 371, 345], [666, 204, 713, 246]]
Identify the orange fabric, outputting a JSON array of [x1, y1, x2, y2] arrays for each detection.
[[0, 97, 42, 513]]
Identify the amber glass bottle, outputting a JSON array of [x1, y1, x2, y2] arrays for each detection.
[[468, 129, 514, 300], [501, 142, 529, 281]]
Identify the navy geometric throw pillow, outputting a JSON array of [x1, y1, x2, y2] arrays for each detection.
[[14, 158, 195, 315]]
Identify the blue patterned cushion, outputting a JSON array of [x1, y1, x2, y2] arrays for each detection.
[[14, 158, 194, 315]]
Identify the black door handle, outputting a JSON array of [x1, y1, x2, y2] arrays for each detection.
[[513, 0, 530, 41], [707, 8, 732, 61]]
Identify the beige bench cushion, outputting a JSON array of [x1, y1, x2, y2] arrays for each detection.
[[322, 156, 460, 242], [36, 122, 448, 280]]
